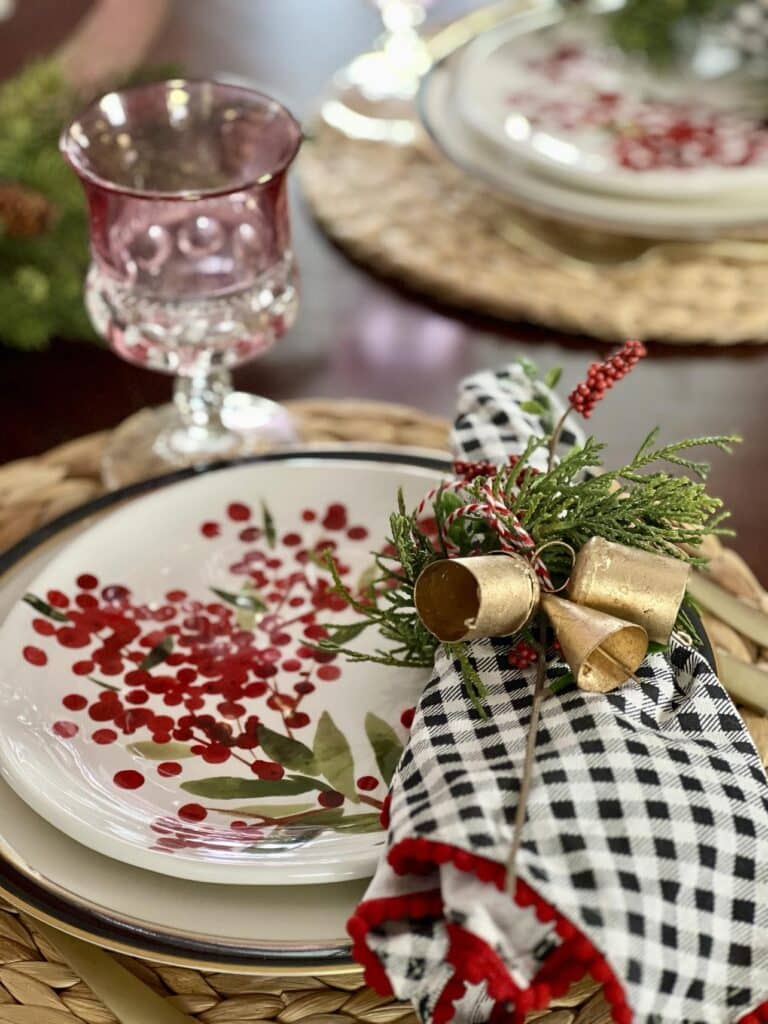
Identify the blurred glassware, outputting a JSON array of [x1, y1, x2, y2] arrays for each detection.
[[61, 79, 302, 487], [322, 0, 522, 144]]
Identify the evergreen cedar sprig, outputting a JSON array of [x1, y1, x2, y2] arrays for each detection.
[[608, 0, 736, 65], [319, 355, 740, 685]]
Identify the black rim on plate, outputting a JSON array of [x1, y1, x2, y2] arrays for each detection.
[[0, 448, 451, 973]]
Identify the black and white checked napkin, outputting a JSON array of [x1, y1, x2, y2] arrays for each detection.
[[348, 366, 768, 1024]]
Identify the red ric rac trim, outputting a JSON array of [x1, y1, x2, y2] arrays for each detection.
[[739, 1001, 768, 1023], [348, 836, 634, 1024]]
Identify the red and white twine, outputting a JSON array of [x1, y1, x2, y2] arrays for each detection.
[[416, 475, 553, 590]]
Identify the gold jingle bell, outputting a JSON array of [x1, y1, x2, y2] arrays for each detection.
[[541, 593, 648, 693], [414, 553, 540, 643], [568, 537, 690, 645]]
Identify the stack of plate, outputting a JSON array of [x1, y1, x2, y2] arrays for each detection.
[[0, 450, 448, 972], [418, 1, 768, 239]]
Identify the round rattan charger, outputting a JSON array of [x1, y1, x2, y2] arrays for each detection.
[[299, 121, 768, 346], [0, 399, 765, 1024]]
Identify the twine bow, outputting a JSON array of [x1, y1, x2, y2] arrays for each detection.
[[414, 536, 691, 693]]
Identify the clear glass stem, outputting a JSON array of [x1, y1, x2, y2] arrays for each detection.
[[376, 0, 427, 34], [168, 363, 234, 457]]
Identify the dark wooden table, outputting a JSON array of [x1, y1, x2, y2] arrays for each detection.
[[2, 0, 767, 577]]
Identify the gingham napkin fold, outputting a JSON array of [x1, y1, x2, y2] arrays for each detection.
[[348, 365, 768, 1024]]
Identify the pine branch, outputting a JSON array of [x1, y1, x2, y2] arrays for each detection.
[[318, 379, 739, 705]]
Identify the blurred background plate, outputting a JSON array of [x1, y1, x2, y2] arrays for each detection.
[[455, 6, 768, 199], [419, 46, 768, 239]]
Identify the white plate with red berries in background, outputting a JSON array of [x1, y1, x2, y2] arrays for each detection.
[[0, 453, 446, 885], [453, 5, 768, 201], [419, 28, 768, 239]]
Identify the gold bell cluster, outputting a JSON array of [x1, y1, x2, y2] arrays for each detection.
[[414, 537, 690, 693]]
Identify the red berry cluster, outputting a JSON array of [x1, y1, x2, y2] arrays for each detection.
[[508, 639, 538, 671], [453, 460, 498, 482], [568, 339, 647, 419], [22, 498, 398, 827]]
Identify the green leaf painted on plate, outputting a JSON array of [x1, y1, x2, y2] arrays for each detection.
[[181, 774, 330, 800], [261, 500, 276, 549], [210, 587, 267, 614], [140, 635, 174, 670], [230, 803, 315, 818], [282, 808, 346, 826], [313, 711, 359, 803], [88, 676, 120, 692], [329, 813, 382, 834], [23, 593, 70, 622], [356, 563, 378, 595], [544, 366, 563, 389], [128, 741, 194, 761], [364, 713, 404, 785], [258, 725, 318, 774]]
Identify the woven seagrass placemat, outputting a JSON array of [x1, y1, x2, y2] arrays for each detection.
[[0, 398, 765, 1023], [299, 121, 768, 346]]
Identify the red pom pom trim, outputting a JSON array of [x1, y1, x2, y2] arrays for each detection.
[[349, 836, 636, 1023]]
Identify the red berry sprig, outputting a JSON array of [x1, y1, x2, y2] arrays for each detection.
[[507, 638, 538, 671], [453, 459, 497, 482], [568, 339, 647, 419]]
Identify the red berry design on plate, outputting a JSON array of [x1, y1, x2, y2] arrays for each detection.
[[52, 721, 78, 739], [357, 776, 379, 791], [92, 729, 117, 744], [63, 694, 88, 711], [227, 503, 251, 521], [318, 790, 345, 808], [178, 803, 207, 822], [23, 645, 47, 667], [322, 504, 347, 531], [20, 496, 393, 838], [507, 45, 768, 173], [114, 770, 145, 790]]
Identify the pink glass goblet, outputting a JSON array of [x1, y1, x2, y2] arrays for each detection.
[[61, 79, 302, 486]]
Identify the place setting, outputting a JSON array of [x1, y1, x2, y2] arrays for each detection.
[[2, 335, 768, 1023], [303, 0, 768, 344], [0, 4, 767, 1024]]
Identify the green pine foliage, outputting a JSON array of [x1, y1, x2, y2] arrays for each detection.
[[0, 60, 93, 350], [0, 60, 180, 351], [319, 364, 738, 706], [608, 0, 738, 64]]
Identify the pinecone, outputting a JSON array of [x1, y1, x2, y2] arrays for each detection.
[[0, 181, 54, 238], [723, 0, 768, 58]]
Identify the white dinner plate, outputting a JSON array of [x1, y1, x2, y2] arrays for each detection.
[[419, 38, 768, 239], [0, 449, 449, 970], [0, 452, 446, 886], [455, 7, 768, 199]]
